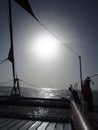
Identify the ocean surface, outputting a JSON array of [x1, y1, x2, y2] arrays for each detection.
[[0, 86, 98, 104], [0, 86, 98, 121], [0, 86, 71, 98]]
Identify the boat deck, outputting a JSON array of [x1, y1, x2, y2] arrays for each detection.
[[0, 117, 71, 130]]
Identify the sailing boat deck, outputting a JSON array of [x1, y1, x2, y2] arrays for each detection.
[[0, 117, 71, 130]]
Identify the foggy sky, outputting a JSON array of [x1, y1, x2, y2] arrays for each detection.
[[0, 0, 98, 89]]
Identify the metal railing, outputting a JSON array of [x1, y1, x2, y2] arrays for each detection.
[[70, 100, 94, 130]]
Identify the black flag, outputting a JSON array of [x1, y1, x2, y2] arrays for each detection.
[[14, 0, 38, 20], [8, 46, 14, 62], [14, 0, 48, 31]]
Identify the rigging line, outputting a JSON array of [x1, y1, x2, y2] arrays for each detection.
[[19, 79, 54, 94], [0, 58, 8, 64], [0, 80, 13, 85], [6, 0, 10, 29], [14, 0, 79, 56], [19, 79, 42, 90], [16, 78, 66, 99], [31, 14, 79, 56], [90, 74, 98, 78], [39, 21, 79, 56]]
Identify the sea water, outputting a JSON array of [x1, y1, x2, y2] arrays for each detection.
[[0, 86, 98, 121]]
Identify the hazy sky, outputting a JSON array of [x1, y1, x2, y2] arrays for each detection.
[[0, 0, 98, 90]]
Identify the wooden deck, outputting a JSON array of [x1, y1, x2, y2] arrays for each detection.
[[0, 117, 71, 130]]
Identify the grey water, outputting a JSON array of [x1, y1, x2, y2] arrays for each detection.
[[0, 86, 98, 104], [0, 86, 98, 121]]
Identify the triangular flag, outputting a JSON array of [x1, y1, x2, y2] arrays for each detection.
[[14, 0, 37, 19], [14, 0, 52, 40], [14, 0, 45, 28], [8, 46, 14, 62]]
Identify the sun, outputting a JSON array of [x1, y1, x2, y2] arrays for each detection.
[[33, 34, 58, 60]]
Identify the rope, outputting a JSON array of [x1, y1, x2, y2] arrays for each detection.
[[19, 79, 38, 88], [19, 79, 42, 90], [14, 0, 79, 56], [0, 80, 13, 85], [19, 79, 70, 99], [90, 74, 98, 78], [32, 15, 79, 56], [0, 58, 8, 64]]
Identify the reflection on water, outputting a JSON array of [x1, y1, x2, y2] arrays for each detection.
[[28, 108, 48, 118], [0, 86, 69, 99], [28, 107, 68, 120], [34, 107, 48, 117], [0, 104, 69, 121], [0, 87, 98, 122], [0, 87, 70, 122], [39, 89, 55, 98]]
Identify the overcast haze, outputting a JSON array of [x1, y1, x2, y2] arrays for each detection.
[[0, 0, 98, 89]]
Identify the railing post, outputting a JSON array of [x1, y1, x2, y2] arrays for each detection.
[[70, 100, 94, 130]]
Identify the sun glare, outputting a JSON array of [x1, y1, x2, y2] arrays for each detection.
[[33, 34, 58, 60]]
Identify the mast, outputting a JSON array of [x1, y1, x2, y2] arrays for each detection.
[[8, 0, 16, 85], [8, 0, 20, 96], [79, 56, 83, 91]]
